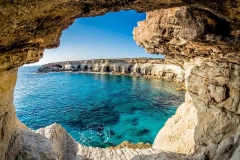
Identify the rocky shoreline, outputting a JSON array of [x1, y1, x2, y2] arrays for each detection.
[[1, 0, 240, 159], [37, 58, 185, 82]]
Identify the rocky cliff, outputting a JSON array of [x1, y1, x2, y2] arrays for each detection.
[[1, 0, 240, 160], [37, 58, 185, 82], [133, 7, 240, 159]]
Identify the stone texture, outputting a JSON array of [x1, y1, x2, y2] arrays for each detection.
[[6, 130, 57, 160], [6, 124, 77, 160], [133, 7, 240, 65], [77, 144, 186, 160], [107, 141, 151, 150], [0, 69, 27, 160], [153, 102, 197, 154], [38, 58, 185, 82], [36, 123, 78, 160], [133, 6, 240, 160], [0, 0, 240, 72], [1, 0, 240, 160], [5, 123, 187, 160]]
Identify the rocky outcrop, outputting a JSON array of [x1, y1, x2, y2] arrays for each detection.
[[133, 7, 240, 159], [1, 0, 240, 160], [6, 123, 186, 160], [6, 124, 78, 160], [133, 7, 240, 64], [0, 69, 27, 159], [153, 102, 197, 154], [37, 58, 185, 82]]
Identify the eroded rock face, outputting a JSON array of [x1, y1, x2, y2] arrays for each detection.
[[0, 70, 27, 159], [38, 58, 185, 82], [1, 0, 240, 159], [133, 6, 240, 159], [1, 0, 240, 72], [153, 101, 197, 154], [133, 7, 240, 65], [6, 124, 78, 160], [5, 123, 187, 160]]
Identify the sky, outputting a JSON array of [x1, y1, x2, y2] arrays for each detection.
[[31, 10, 163, 65]]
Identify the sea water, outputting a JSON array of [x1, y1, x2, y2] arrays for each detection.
[[14, 66, 184, 148]]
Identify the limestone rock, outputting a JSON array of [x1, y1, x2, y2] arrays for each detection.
[[36, 123, 78, 160], [37, 58, 185, 82], [0, 69, 27, 160], [107, 141, 151, 150], [77, 143, 186, 160], [133, 7, 240, 65], [6, 130, 58, 160], [153, 102, 197, 154], [133, 7, 240, 159], [6, 124, 78, 160], [1, 0, 240, 160]]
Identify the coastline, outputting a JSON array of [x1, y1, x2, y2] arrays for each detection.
[[37, 58, 185, 83]]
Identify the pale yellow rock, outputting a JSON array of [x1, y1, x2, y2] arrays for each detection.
[[0, 69, 27, 160], [0, 1, 240, 159], [153, 102, 197, 154], [39, 59, 185, 82]]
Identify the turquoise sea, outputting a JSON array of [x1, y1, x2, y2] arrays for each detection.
[[14, 66, 184, 147]]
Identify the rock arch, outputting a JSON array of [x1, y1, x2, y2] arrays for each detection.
[[0, 1, 240, 159]]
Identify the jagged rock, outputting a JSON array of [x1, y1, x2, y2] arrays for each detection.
[[6, 130, 58, 160], [153, 102, 198, 154], [0, 69, 27, 159], [133, 7, 240, 65], [1, 0, 240, 160], [37, 58, 185, 82], [36, 123, 78, 160]]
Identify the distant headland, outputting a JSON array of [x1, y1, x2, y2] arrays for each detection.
[[37, 58, 185, 82]]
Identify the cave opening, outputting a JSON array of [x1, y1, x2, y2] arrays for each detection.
[[137, 68, 141, 74], [105, 66, 110, 72], [128, 65, 133, 73], [118, 66, 122, 72], [15, 10, 168, 149], [2, 1, 240, 159]]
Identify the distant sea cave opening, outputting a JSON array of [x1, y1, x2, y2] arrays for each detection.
[[128, 65, 133, 73], [105, 66, 110, 72], [118, 66, 122, 72], [52, 64, 63, 68], [137, 68, 141, 74], [14, 10, 174, 149]]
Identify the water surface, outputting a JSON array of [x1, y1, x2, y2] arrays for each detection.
[[14, 66, 184, 147]]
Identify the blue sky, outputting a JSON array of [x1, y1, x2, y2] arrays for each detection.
[[33, 10, 163, 65]]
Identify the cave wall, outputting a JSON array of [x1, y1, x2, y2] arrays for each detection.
[[0, 0, 240, 159], [133, 6, 240, 159], [0, 70, 27, 159]]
